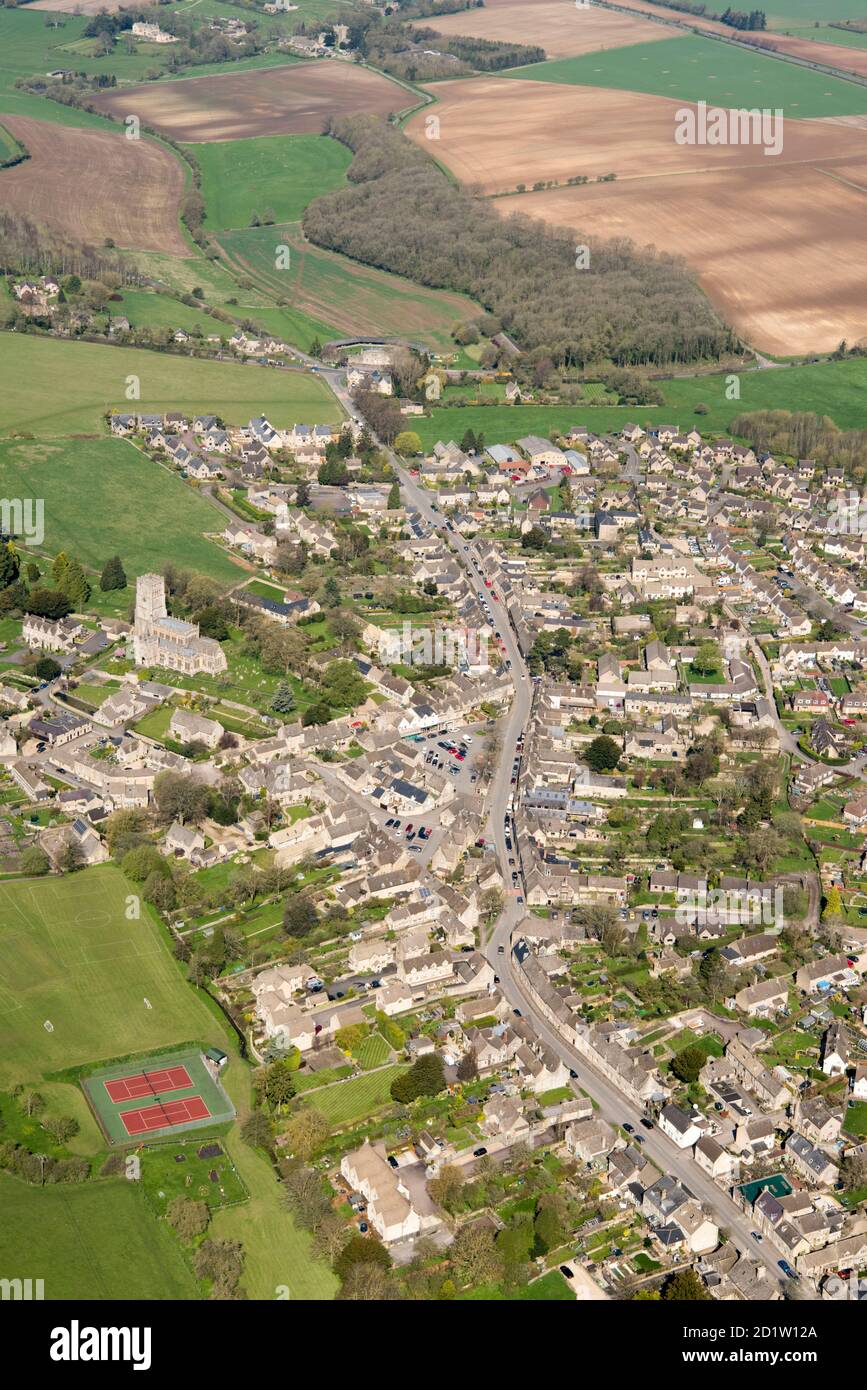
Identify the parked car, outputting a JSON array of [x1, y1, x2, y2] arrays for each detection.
[[559, 1265, 574, 1280], [473, 1147, 488, 1158]]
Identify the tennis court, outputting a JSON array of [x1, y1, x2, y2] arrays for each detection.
[[120, 1095, 211, 1136], [82, 1047, 234, 1144], [104, 1064, 193, 1103]]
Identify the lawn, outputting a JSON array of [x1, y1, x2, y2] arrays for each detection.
[[0, 1171, 198, 1299], [844, 1100, 867, 1137], [501, 35, 867, 118], [298, 1064, 408, 1126], [410, 357, 867, 449], [356, 1031, 392, 1070], [0, 864, 231, 1087], [460, 1270, 574, 1300], [0, 436, 243, 586], [0, 333, 342, 436], [188, 133, 352, 230]]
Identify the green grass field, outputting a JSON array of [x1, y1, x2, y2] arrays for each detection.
[[0, 436, 243, 585], [0, 333, 341, 436], [299, 1064, 408, 1126], [501, 35, 867, 117], [0, 120, 25, 167], [0, 1173, 199, 1299], [411, 356, 867, 448], [103, 290, 220, 337], [140, 1137, 247, 1214], [764, 1, 867, 23], [218, 222, 477, 353], [188, 133, 352, 231], [0, 865, 231, 1087]]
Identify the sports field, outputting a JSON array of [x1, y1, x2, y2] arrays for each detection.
[[0, 1172, 198, 1300], [0, 333, 342, 436], [0, 436, 243, 586], [500, 35, 867, 118], [188, 133, 352, 230], [83, 1048, 235, 1144], [0, 866, 230, 1087]]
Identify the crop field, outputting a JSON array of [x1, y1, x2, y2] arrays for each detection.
[[0, 1174, 198, 1300], [407, 79, 867, 194], [188, 133, 352, 230], [91, 60, 410, 140], [0, 436, 245, 584], [0, 115, 188, 256], [0, 120, 25, 166], [427, 0, 670, 59], [409, 72, 867, 352], [511, 155, 867, 355], [0, 866, 229, 1088], [500, 35, 867, 118], [595, 0, 867, 35], [218, 222, 477, 351], [0, 334, 341, 436]]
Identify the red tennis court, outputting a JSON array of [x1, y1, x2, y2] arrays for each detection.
[[120, 1095, 211, 1136], [104, 1064, 193, 1102]]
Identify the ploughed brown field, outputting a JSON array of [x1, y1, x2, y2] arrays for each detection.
[[90, 61, 409, 141], [406, 79, 867, 194], [427, 0, 671, 60], [502, 156, 867, 356], [0, 115, 188, 256], [407, 81, 867, 354]]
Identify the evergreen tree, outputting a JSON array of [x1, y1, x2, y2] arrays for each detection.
[[0, 542, 20, 589], [271, 681, 296, 713], [60, 558, 90, 609], [99, 555, 127, 592]]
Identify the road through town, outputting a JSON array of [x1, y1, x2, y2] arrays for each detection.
[[391, 456, 808, 1295]]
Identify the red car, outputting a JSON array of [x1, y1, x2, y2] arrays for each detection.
[[405, 824, 414, 834]]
